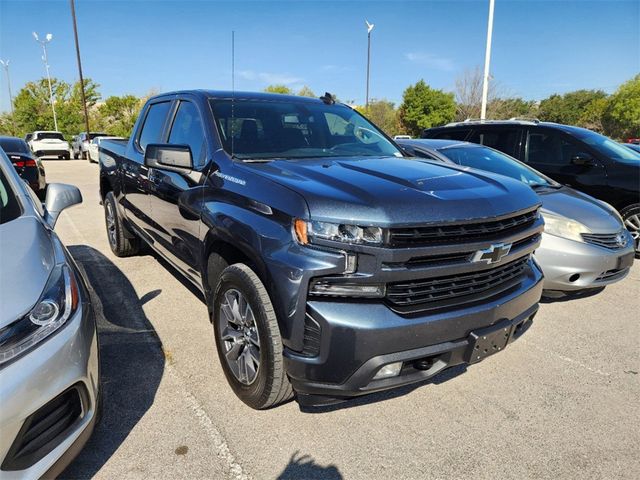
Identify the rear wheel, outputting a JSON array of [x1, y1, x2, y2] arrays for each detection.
[[103, 191, 141, 257], [621, 204, 640, 258], [73, 150, 79, 159], [212, 263, 293, 409]]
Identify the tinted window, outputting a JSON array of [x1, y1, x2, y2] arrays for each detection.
[[468, 129, 520, 156], [35, 132, 64, 141], [211, 99, 402, 160], [138, 101, 171, 151], [0, 138, 30, 154], [0, 160, 21, 224], [412, 148, 441, 161], [569, 129, 640, 165], [168, 101, 206, 165], [431, 129, 471, 141], [439, 145, 553, 187], [526, 130, 582, 166]]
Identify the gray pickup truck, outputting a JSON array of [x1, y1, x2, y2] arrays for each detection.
[[99, 90, 544, 408]]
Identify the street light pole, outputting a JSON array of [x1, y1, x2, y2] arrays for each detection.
[[33, 31, 58, 131], [0, 59, 15, 116], [365, 20, 375, 109], [480, 0, 495, 120], [70, 0, 91, 142]]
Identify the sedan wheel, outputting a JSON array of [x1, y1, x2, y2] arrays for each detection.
[[621, 204, 640, 257]]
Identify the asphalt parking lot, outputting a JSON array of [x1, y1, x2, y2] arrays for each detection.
[[45, 159, 639, 480]]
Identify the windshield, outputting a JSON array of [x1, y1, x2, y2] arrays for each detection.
[[0, 138, 30, 154], [569, 129, 640, 164], [35, 132, 64, 141], [439, 145, 555, 187], [210, 99, 402, 160], [0, 160, 21, 224]]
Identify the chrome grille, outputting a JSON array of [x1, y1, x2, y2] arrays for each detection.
[[581, 232, 626, 250]]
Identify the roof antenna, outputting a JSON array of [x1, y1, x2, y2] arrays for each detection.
[[320, 92, 335, 105], [231, 30, 235, 158]]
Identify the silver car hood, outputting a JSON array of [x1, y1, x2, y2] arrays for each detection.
[[539, 187, 623, 233], [0, 216, 55, 328]]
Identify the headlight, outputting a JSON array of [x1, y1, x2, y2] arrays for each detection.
[[0, 264, 79, 367], [294, 219, 383, 245], [541, 209, 591, 242]]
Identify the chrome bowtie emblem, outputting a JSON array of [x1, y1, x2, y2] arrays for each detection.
[[472, 243, 512, 264]]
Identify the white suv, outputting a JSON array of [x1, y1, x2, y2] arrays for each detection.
[[72, 132, 108, 159], [27, 131, 71, 159]]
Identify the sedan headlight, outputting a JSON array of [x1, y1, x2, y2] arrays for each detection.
[[541, 209, 591, 242], [294, 219, 383, 245], [0, 264, 79, 367]]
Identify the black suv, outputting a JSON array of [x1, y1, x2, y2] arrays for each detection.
[[423, 120, 640, 253]]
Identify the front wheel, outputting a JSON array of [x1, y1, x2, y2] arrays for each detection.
[[103, 191, 141, 257], [212, 264, 293, 409], [621, 204, 640, 258]]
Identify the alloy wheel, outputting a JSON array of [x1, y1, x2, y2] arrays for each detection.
[[218, 288, 261, 385], [624, 213, 640, 254], [105, 202, 117, 248]]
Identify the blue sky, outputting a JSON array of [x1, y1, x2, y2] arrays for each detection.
[[0, 0, 638, 112]]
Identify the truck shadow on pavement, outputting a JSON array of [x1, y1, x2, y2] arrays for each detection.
[[61, 246, 165, 479], [276, 451, 343, 479]]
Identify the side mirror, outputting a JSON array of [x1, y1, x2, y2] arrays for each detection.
[[571, 153, 595, 166], [43, 183, 83, 228], [144, 144, 193, 172]]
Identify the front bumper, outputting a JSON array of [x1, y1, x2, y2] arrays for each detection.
[[535, 231, 634, 291], [0, 290, 99, 477], [284, 259, 543, 405]]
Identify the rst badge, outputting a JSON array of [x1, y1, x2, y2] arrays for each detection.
[[472, 243, 512, 264]]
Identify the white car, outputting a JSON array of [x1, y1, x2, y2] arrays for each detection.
[[88, 136, 125, 163], [393, 135, 412, 140], [72, 132, 108, 160], [27, 131, 71, 159]]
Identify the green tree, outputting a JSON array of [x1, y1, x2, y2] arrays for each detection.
[[96, 95, 143, 137], [538, 89, 608, 126], [398, 80, 455, 136], [603, 75, 640, 139], [297, 86, 316, 97], [264, 84, 293, 94], [356, 99, 400, 136], [488, 97, 537, 120]]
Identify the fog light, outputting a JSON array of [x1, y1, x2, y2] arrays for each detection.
[[373, 362, 403, 380]]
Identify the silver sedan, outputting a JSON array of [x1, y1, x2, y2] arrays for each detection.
[[0, 150, 99, 478], [398, 139, 635, 294]]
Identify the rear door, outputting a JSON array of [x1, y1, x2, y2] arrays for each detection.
[[121, 99, 172, 238], [524, 127, 606, 195], [466, 126, 523, 158], [146, 97, 207, 282]]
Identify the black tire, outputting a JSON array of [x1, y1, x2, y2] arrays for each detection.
[[64, 153, 70, 160], [620, 203, 640, 258], [103, 191, 141, 257], [212, 263, 293, 409], [73, 151, 79, 159]]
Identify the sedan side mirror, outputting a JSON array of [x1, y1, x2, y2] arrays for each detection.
[[144, 144, 193, 172], [570, 153, 596, 166], [44, 183, 83, 229]]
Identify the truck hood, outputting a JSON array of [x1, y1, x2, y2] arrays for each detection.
[[538, 186, 624, 233], [0, 216, 55, 328], [242, 156, 540, 225]]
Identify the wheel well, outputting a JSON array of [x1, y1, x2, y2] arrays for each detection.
[[204, 241, 255, 295], [100, 176, 112, 200]]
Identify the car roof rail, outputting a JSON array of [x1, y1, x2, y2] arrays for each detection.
[[508, 116, 540, 123]]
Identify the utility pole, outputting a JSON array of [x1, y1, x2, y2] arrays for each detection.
[[70, 0, 91, 141], [33, 32, 58, 131], [365, 20, 375, 109], [480, 0, 495, 120], [0, 59, 16, 134]]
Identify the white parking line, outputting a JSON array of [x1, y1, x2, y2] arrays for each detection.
[[521, 339, 611, 377]]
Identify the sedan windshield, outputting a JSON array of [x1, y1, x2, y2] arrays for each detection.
[[570, 129, 640, 164], [0, 138, 30, 154], [210, 99, 402, 160], [438, 145, 556, 188]]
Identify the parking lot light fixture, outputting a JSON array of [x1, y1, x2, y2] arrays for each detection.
[[33, 31, 58, 131]]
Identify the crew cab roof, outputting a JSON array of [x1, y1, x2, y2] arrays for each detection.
[[148, 89, 330, 105]]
